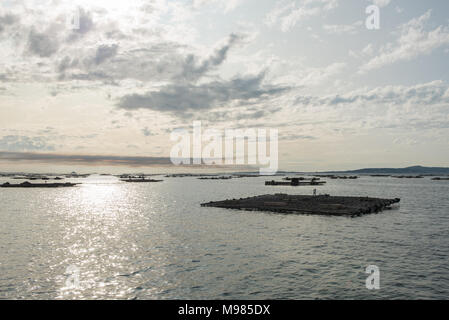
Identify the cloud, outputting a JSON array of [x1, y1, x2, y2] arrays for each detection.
[[94, 44, 119, 65], [21, 8, 93, 59], [0, 151, 173, 167], [142, 127, 153, 136], [0, 151, 254, 169], [198, 107, 282, 123], [0, 135, 56, 152], [372, 0, 391, 8], [266, 0, 339, 32], [192, 0, 244, 13], [323, 21, 363, 35], [0, 13, 18, 33], [360, 10, 449, 72], [298, 62, 346, 86], [58, 56, 80, 73], [0, 86, 10, 95], [280, 133, 317, 141], [295, 80, 449, 107], [179, 33, 243, 82], [290, 81, 449, 132], [68, 8, 94, 40], [57, 33, 243, 84], [27, 29, 60, 57], [117, 72, 290, 114]]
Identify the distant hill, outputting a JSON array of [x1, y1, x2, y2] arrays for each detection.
[[335, 166, 449, 175]]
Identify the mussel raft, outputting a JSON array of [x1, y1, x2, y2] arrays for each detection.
[[201, 194, 401, 216]]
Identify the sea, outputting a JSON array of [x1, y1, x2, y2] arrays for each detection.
[[0, 174, 448, 299]]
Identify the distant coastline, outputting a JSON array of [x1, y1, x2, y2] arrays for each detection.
[[1, 165, 449, 177], [229, 166, 449, 176], [322, 165, 449, 175]]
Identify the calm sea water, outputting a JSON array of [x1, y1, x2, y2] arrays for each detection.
[[0, 175, 448, 300]]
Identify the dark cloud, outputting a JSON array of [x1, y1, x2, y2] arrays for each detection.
[[179, 33, 243, 82], [94, 44, 119, 65], [142, 127, 153, 136], [57, 33, 242, 84], [27, 29, 59, 57], [58, 56, 79, 73], [0, 86, 9, 95], [58, 43, 184, 82], [117, 72, 289, 114], [57, 44, 119, 78], [0, 13, 18, 33]]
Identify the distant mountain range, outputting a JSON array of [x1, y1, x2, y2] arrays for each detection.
[[325, 166, 449, 175]]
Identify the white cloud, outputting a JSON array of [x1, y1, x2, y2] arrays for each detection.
[[360, 10, 449, 72], [349, 44, 374, 59], [266, 0, 339, 32], [192, 0, 243, 13], [323, 20, 363, 35], [372, 0, 391, 8], [298, 62, 346, 86]]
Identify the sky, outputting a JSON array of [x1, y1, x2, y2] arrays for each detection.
[[0, 0, 448, 173]]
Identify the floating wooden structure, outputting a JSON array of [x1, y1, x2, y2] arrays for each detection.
[[266, 178, 326, 186], [431, 177, 449, 181], [201, 194, 400, 216], [314, 175, 358, 179], [164, 174, 216, 178], [121, 178, 163, 183], [393, 175, 424, 179], [198, 176, 233, 180], [330, 176, 358, 180], [283, 177, 320, 181], [1, 181, 79, 188]]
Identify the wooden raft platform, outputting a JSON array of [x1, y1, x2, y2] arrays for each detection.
[[121, 179, 163, 183], [201, 194, 400, 216], [1, 181, 80, 188], [266, 178, 326, 186]]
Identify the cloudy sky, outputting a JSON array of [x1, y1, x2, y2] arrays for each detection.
[[0, 0, 448, 172]]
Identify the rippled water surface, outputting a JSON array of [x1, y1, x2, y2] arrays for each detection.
[[1, 175, 448, 299]]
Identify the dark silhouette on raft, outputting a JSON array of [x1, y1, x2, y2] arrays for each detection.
[[202, 194, 400, 216], [1, 181, 79, 188], [266, 178, 326, 186], [121, 178, 163, 183]]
